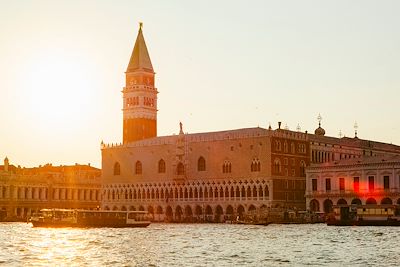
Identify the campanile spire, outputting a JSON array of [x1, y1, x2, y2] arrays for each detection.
[[126, 22, 153, 73], [123, 23, 158, 143]]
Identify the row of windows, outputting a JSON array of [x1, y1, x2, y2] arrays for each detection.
[[312, 175, 396, 192], [274, 179, 306, 190], [143, 97, 155, 107], [298, 144, 306, 153], [128, 77, 153, 86], [312, 150, 333, 163], [311, 150, 361, 163], [0, 186, 100, 201], [274, 159, 306, 176], [338, 154, 359, 160], [113, 157, 261, 176], [104, 184, 270, 201], [104, 204, 260, 218], [126, 96, 139, 107], [222, 161, 232, 173], [283, 158, 296, 166], [275, 141, 307, 154], [125, 96, 155, 108]]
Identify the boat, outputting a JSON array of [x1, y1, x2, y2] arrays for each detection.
[[326, 205, 400, 226], [235, 211, 270, 226], [29, 209, 151, 228], [235, 218, 270, 226]]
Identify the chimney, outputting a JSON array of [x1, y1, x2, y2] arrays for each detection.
[[278, 122, 282, 129]]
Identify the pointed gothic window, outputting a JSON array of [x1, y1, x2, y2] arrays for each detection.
[[274, 159, 281, 173], [291, 143, 295, 154], [298, 143, 306, 154], [300, 160, 306, 176], [198, 157, 206, 171], [251, 158, 261, 172], [114, 162, 121, 176], [135, 161, 142, 175], [158, 159, 166, 173], [222, 161, 232, 173], [275, 141, 282, 151]]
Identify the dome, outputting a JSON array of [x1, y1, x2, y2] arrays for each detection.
[[314, 125, 325, 136], [314, 114, 325, 136]]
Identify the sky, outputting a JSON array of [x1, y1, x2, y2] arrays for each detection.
[[0, 0, 399, 168]]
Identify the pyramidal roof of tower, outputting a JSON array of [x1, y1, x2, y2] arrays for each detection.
[[126, 24, 154, 72]]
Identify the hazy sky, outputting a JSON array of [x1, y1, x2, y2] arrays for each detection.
[[0, 0, 399, 168]]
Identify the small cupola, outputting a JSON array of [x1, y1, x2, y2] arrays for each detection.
[[314, 114, 325, 136]]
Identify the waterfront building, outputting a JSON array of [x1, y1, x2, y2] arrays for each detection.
[[102, 125, 310, 222], [306, 117, 400, 213], [101, 25, 310, 222], [310, 117, 400, 164], [0, 158, 101, 220], [101, 24, 400, 222], [306, 155, 400, 213]]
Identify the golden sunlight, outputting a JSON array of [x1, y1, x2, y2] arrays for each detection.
[[21, 49, 93, 130]]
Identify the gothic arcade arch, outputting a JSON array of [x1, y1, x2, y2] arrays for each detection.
[[323, 199, 333, 213], [237, 205, 245, 217], [381, 198, 393, 205], [366, 198, 377, 205], [309, 199, 320, 211]]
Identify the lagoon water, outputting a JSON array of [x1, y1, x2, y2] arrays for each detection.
[[0, 223, 399, 266]]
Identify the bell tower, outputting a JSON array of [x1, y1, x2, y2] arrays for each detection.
[[123, 23, 158, 143]]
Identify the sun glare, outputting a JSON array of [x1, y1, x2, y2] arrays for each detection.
[[22, 50, 93, 131]]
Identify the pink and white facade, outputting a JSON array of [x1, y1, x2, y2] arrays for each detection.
[[306, 155, 400, 213]]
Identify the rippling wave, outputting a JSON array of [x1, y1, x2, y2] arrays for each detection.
[[0, 223, 399, 266]]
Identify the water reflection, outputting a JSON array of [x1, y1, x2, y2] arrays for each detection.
[[0, 223, 400, 266]]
